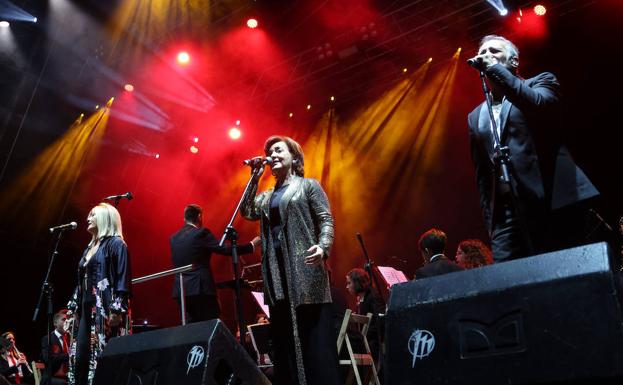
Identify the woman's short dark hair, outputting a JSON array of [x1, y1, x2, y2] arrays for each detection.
[[457, 239, 493, 269], [264, 135, 305, 177], [347, 268, 370, 294]]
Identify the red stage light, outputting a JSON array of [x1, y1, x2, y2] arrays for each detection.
[[193, 137, 199, 143], [229, 127, 242, 140], [177, 51, 190, 65], [190, 145, 199, 153], [534, 5, 547, 16], [247, 19, 258, 29], [155, 153, 160, 159], [124, 84, 134, 92]]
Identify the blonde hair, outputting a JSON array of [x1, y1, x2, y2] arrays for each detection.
[[89, 203, 123, 243]]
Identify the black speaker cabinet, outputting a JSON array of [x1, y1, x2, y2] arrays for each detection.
[[93, 319, 271, 385], [385, 242, 623, 385]]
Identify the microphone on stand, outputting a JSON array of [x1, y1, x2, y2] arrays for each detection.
[[49, 222, 78, 233], [103, 192, 133, 202], [243, 156, 273, 167]]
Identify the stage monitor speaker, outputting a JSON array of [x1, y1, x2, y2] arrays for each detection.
[[385, 242, 623, 385], [93, 319, 271, 385]]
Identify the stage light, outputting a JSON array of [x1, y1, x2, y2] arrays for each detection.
[[247, 18, 258, 29], [190, 145, 199, 154], [95, 105, 100, 110], [229, 127, 242, 140], [177, 51, 190, 65], [124, 84, 134, 92], [193, 137, 199, 143], [457, 47, 462, 53], [306, 104, 311, 110], [155, 153, 160, 159], [0, 21, 9, 28], [487, 0, 508, 16], [330, 96, 335, 102], [428, 58, 433, 63], [534, 4, 547, 16], [235, 120, 241, 126], [403, 68, 408, 73], [288, 112, 294, 118]]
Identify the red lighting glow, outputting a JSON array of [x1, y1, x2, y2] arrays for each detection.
[[229, 128, 242, 140], [534, 5, 547, 16], [124, 84, 134, 92], [177, 51, 190, 65], [247, 19, 258, 29], [190, 146, 199, 154]]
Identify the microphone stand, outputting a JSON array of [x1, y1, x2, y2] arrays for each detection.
[[478, 70, 533, 255], [356, 233, 386, 306], [219, 166, 263, 348], [33, 228, 66, 383]]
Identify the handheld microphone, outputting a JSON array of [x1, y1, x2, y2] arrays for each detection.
[[49, 222, 78, 233], [243, 156, 273, 167], [467, 55, 484, 69], [104, 192, 133, 201]]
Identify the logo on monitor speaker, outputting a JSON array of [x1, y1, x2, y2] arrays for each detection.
[[186, 345, 205, 374], [408, 329, 435, 368]]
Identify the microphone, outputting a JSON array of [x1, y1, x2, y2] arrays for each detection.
[[243, 156, 273, 167], [104, 192, 133, 201], [467, 55, 485, 69], [49, 222, 77, 233]]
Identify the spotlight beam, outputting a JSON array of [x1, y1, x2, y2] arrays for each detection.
[[486, 0, 508, 15], [0, 0, 38, 22]]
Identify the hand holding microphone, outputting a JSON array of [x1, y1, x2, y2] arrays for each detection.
[[467, 54, 499, 71]]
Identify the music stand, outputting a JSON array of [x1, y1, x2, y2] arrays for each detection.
[[246, 323, 272, 368]]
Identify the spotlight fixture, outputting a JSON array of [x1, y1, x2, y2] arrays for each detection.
[[330, 96, 335, 102], [288, 112, 294, 118], [229, 127, 242, 140], [247, 18, 258, 29], [155, 154, 160, 159], [193, 137, 199, 143], [0, 21, 9, 28], [235, 120, 241, 126], [306, 104, 311, 110], [177, 51, 190, 65], [534, 4, 547, 16], [124, 84, 134, 92], [486, 0, 508, 16], [190, 146, 199, 154]]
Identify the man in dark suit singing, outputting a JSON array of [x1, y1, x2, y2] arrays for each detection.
[[414, 228, 464, 279], [41, 310, 70, 384], [171, 204, 260, 323], [467, 35, 599, 261]]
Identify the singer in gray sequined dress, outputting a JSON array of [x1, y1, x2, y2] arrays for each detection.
[[241, 136, 340, 385]]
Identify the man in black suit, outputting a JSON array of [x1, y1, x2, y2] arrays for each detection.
[[414, 228, 464, 279], [171, 204, 260, 323], [467, 35, 599, 261], [41, 310, 70, 384]]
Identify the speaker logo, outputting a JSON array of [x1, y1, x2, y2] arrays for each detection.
[[408, 329, 435, 368], [186, 345, 205, 374]]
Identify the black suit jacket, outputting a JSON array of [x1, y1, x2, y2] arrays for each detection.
[[41, 332, 68, 376], [415, 256, 464, 279], [468, 64, 598, 235], [170, 224, 254, 298]]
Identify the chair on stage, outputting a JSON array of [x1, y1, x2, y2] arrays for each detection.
[[336, 309, 381, 385], [246, 322, 273, 369]]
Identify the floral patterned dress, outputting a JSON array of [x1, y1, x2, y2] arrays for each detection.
[[67, 236, 132, 385]]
